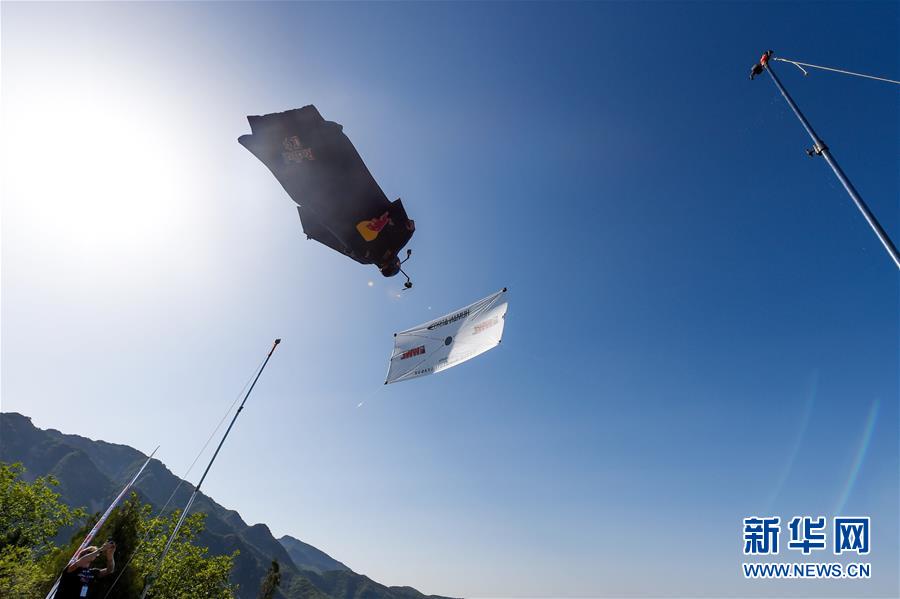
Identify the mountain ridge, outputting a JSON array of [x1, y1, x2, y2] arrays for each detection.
[[0, 412, 456, 599], [279, 534, 351, 574]]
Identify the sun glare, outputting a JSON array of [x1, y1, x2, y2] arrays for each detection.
[[3, 58, 203, 271], [10, 104, 190, 250]]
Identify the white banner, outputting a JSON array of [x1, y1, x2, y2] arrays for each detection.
[[386, 288, 508, 384]]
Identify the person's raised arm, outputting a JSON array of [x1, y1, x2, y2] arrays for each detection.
[[98, 542, 116, 576], [65, 548, 101, 572]]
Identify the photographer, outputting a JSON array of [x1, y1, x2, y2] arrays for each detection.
[[54, 540, 116, 598]]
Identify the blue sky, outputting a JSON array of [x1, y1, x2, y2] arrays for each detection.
[[2, 2, 897, 597]]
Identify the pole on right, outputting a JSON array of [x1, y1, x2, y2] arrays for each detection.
[[756, 51, 900, 270]]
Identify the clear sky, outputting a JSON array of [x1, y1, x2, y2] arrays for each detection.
[[2, 2, 897, 597]]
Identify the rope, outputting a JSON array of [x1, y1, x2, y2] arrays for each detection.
[[774, 56, 900, 86], [102, 356, 266, 598]]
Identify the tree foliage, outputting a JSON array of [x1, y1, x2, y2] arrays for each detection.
[[258, 559, 282, 599], [128, 499, 238, 599], [0, 462, 86, 553], [0, 462, 237, 598], [0, 462, 87, 596]]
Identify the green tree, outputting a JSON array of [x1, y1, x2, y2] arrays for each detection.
[[51, 494, 239, 598], [128, 503, 238, 599], [0, 462, 87, 596], [258, 559, 282, 599], [0, 462, 238, 599], [0, 462, 86, 553], [0, 546, 52, 597]]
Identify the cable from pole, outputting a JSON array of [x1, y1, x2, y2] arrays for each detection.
[[773, 57, 900, 86], [139, 339, 281, 599], [103, 353, 269, 598]]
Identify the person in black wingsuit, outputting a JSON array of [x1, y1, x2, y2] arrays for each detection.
[[238, 105, 417, 283]]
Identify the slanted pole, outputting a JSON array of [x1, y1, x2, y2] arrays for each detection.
[[140, 338, 281, 598], [764, 61, 900, 270]]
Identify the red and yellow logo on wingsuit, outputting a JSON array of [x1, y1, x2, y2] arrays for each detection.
[[356, 212, 391, 242]]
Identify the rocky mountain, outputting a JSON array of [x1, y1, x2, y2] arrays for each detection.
[[279, 535, 350, 574], [0, 412, 454, 599]]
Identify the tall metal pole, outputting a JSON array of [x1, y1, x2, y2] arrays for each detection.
[[763, 61, 900, 270], [140, 338, 281, 598]]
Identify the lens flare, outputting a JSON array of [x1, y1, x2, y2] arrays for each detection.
[[834, 398, 881, 515]]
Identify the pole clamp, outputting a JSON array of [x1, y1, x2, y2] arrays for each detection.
[[805, 142, 827, 157]]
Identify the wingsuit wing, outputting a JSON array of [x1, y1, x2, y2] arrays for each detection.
[[238, 105, 414, 269], [296, 205, 363, 264]]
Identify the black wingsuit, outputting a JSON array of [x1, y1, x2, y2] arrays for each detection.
[[239, 106, 414, 274]]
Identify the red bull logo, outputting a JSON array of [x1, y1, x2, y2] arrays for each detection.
[[281, 136, 315, 163], [356, 211, 391, 241]]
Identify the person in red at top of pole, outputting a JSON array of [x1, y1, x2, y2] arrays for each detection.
[[749, 50, 773, 80]]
